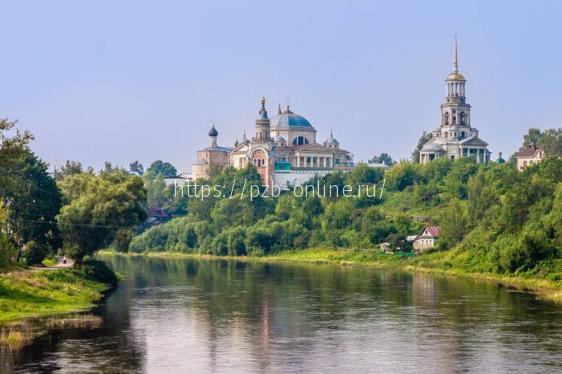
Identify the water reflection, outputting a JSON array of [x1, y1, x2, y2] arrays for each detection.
[[6, 255, 562, 373]]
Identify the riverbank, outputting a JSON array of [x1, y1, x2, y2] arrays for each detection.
[[0, 261, 118, 349], [98, 248, 562, 304], [0, 259, 119, 325], [0, 268, 108, 323]]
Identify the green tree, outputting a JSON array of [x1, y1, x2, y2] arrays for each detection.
[[129, 160, 144, 175], [23, 240, 49, 265], [0, 201, 17, 268], [57, 172, 147, 263], [226, 226, 246, 256], [369, 153, 396, 166], [522, 127, 562, 157], [385, 161, 421, 191], [412, 131, 432, 163], [1, 148, 62, 253], [438, 199, 469, 249], [146, 160, 177, 178], [55, 160, 84, 181], [345, 162, 385, 186], [244, 227, 272, 256], [146, 175, 169, 209], [467, 170, 497, 226]]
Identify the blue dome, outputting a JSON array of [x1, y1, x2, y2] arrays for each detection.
[[270, 107, 314, 130]]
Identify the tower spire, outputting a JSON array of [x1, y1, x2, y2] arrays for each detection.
[[255, 96, 270, 142], [453, 35, 459, 73]]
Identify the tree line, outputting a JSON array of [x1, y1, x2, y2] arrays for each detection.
[[131, 134, 562, 277], [0, 120, 146, 267]]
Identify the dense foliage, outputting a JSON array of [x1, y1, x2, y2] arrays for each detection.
[[0, 119, 62, 265], [57, 170, 147, 263], [130, 163, 418, 255], [521, 128, 562, 157], [130, 155, 562, 278]]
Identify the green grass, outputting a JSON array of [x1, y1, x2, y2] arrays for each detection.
[[41, 258, 57, 267], [0, 269, 109, 322]]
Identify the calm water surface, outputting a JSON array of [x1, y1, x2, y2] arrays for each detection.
[[4, 255, 562, 373]]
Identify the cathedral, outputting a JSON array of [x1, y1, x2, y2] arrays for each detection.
[[419, 38, 491, 164], [192, 97, 354, 188]]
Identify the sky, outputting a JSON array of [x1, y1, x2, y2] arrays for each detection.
[[2, 0, 562, 173]]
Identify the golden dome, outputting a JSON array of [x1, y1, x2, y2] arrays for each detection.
[[446, 71, 465, 81]]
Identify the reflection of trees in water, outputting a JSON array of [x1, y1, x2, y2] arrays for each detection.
[[106, 256, 562, 372], [8, 255, 562, 372]]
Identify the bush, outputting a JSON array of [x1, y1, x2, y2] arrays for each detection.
[[79, 259, 119, 288], [226, 227, 246, 256], [113, 229, 134, 252], [245, 227, 272, 256], [0, 234, 18, 269], [24, 241, 49, 265], [385, 161, 421, 191]]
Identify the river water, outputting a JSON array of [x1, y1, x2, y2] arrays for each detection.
[[4, 255, 562, 373]]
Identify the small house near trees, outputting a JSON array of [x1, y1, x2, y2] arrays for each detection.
[[410, 226, 440, 254]]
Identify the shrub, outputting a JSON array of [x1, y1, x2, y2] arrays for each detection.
[[113, 229, 134, 252], [79, 259, 119, 288], [24, 241, 49, 265]]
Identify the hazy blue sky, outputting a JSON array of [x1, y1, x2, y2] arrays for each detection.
[[2, 0, 561, 172]]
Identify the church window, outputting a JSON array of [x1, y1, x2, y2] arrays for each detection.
[[292, 136, 309, 145], [460, 112, 465, 125]]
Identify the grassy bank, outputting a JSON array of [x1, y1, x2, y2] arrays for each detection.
[[0, 266, 111, 322], [99, 248, 562, 304]]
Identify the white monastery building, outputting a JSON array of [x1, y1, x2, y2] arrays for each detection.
[[193, 97, 354, 189], [419, 38, 491, 164]]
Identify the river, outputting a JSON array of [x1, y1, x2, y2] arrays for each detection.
[[4, 255, 562, 373]]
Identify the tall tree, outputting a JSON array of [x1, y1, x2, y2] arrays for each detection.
[[0, 201, 17, 268], [412, 132, 432, 163], [0, 119, 62, 258]]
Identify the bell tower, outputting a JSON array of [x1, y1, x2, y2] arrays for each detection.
[[440, 36, 471, 130], [254, 96, 271, 142]]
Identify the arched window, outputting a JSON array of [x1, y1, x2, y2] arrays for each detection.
[[292, 136, 309, 145], [460, 112, 465, 125], [444, 113, 450, 125]]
